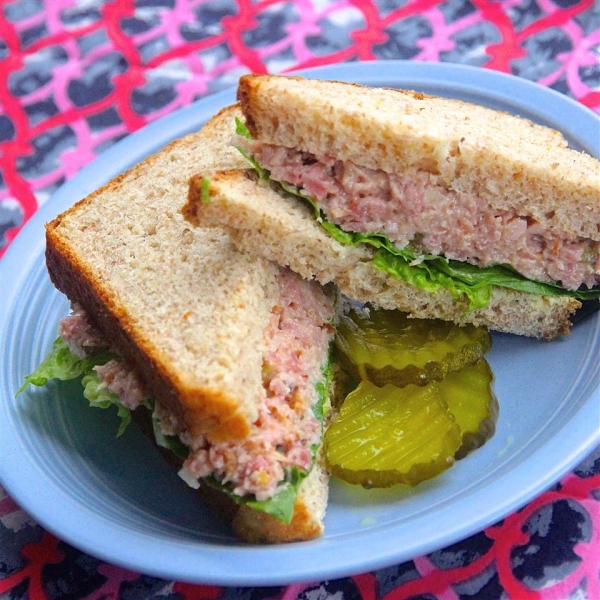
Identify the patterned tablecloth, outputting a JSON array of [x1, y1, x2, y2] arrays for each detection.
[[1, 1, 599, 598]]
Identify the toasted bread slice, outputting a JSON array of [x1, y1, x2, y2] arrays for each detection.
[[45, 104, 332, 542], [184, 169, 580, 340]]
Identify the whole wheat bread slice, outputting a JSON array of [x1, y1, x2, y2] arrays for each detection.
[[45, 104, 331, 542], [46, 106, 264, 442], [184, 169, 580, 340], [237, 74, 600, 242]]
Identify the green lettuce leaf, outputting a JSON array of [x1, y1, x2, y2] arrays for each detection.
[[203, 468, 299, 524], [239, 147, 599, 309], [153, 418, 190, 460], [81, 370, 132, 437], [17, 337, 118, 393], [314, 354, 333, 423], [235, 117, 252, 140], [17, 337, 131, 436], [199, 176, 211, 205], [233, 118, 270, 181]]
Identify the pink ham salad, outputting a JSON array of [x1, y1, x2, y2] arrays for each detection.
[[60, 269, 335, 501], [239, 139, 599, 292], [93, 360, 150, 410], [59, 303, 108, 358], [180, 270, 335, 500], [60, 303, 150, 410]]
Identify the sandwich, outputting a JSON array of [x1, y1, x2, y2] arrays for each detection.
[[19, 105, 336, 544], [183, 75, 600, 340]]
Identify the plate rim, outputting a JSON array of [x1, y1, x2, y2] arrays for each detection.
[[1, 60, 599, 586]]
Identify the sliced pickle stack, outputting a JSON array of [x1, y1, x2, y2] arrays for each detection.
[[335, 308, 492, 387], [326, 381, 462, 487], [326, 307, 497, 488], [438, 359, 498, 460]]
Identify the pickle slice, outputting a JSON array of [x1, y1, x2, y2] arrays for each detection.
[[438, 359, 498, 459], [325, 380, 462, 488], [335, 308, 491, 388]]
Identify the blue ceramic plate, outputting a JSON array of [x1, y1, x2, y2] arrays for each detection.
[[1, 61, 599, 586]]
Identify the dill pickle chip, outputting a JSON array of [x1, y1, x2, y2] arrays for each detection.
[[335, 308, 492, 388], [325, 380, 462, 488], [438, 359, 498, 459]]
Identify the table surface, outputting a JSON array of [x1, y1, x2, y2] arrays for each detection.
[[1, 1, 599, 599]]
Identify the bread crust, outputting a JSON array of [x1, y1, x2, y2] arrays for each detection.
[[237, 74, 600, 243], [186, 168, 580, 340]]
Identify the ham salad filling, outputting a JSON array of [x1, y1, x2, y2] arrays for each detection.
[[239, 139, 599, 292], [60, 269, 334, 501], [59, 304, 150, 410], [178, 270, 334, 500]]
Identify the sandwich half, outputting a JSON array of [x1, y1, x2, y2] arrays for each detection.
[[20, 105, 336, 543], [183, 74, 600, 340]]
